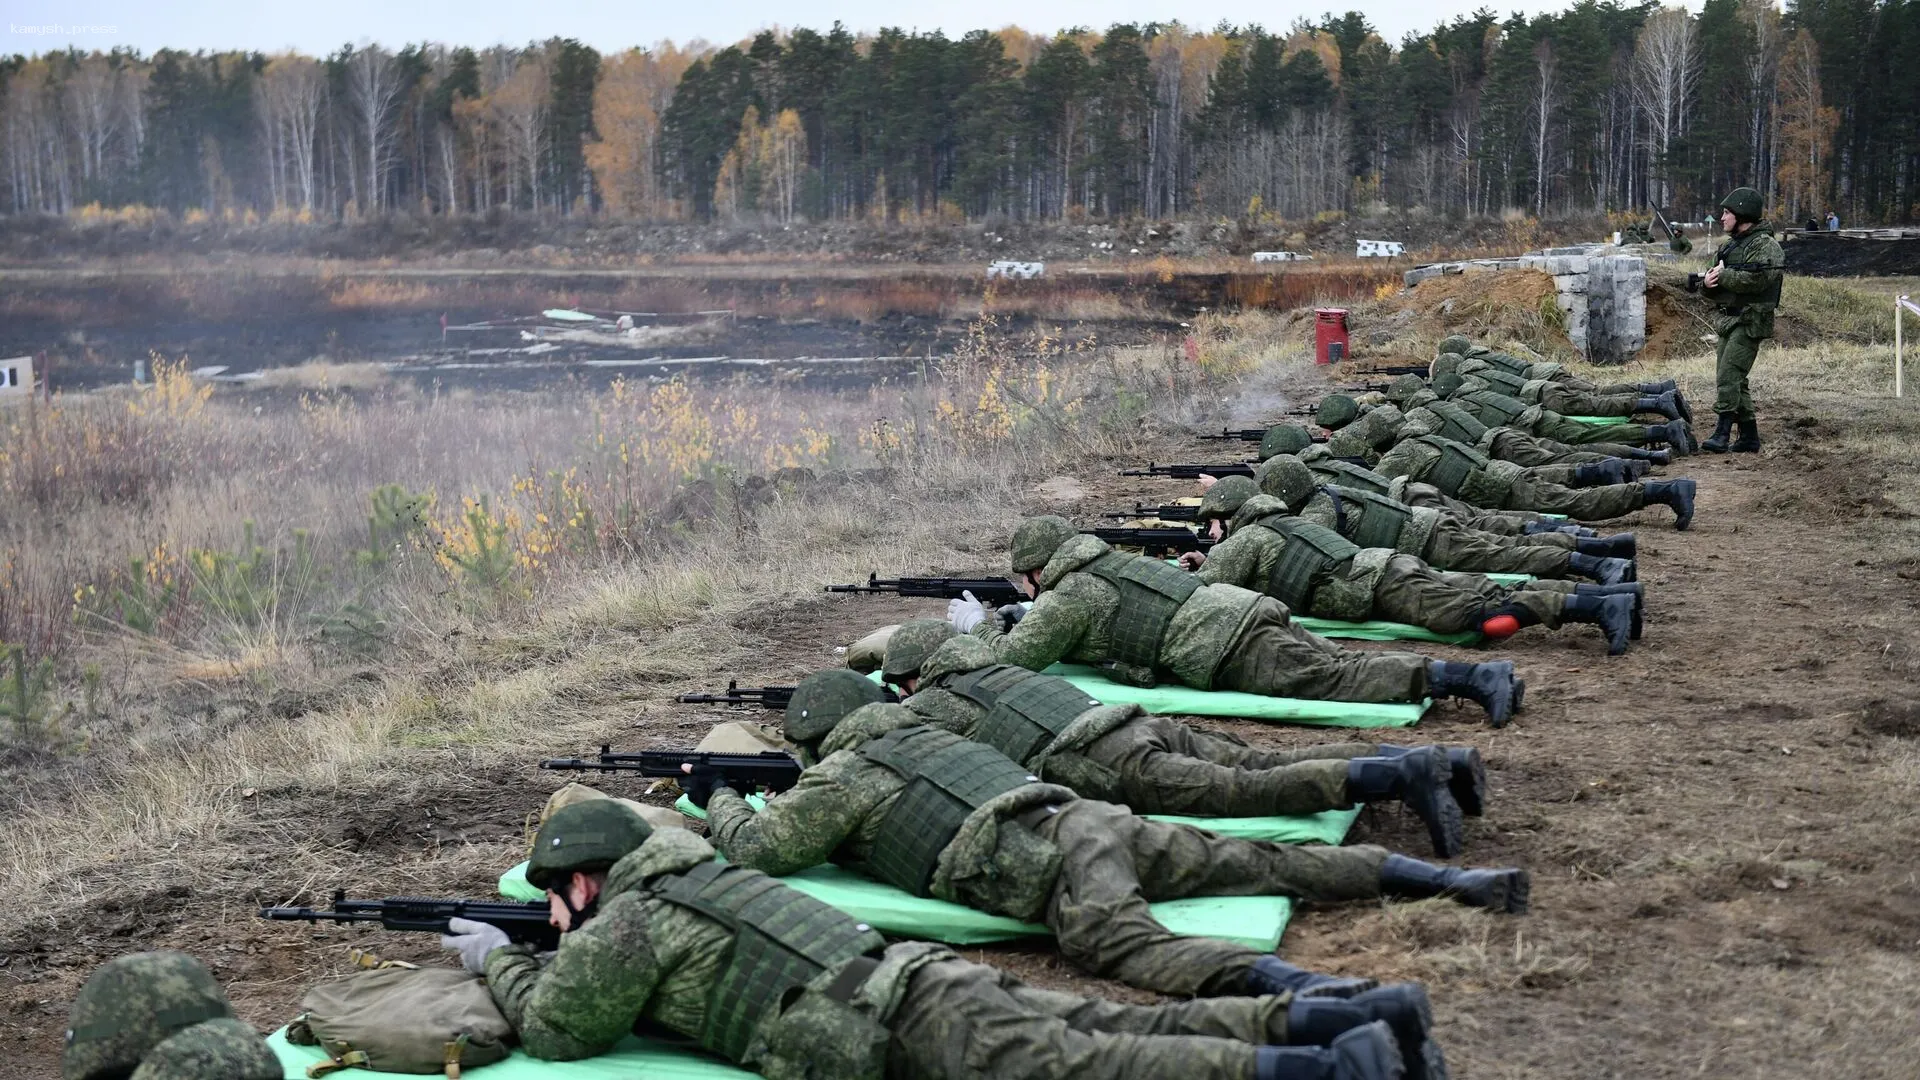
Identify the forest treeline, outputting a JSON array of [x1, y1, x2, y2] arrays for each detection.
[[2, 0, 1910, 229]]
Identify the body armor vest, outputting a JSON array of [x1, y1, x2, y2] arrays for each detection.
[[1322, 485, 1415, 551], [1458, 390, 1529, 427], [940, 664, 1104, 766], [1308, 458, 1393, 495], [1474, 368, 1527, 397], [1413, 435, 1491, 496], [1081, 551, 1201, 669], [1249, 514, 1360, 611], [860, 725, 1041, 897], [1482, 352, 1533, 378], [1426, 400, 1488, 445], [655, 861, 885, 1063]]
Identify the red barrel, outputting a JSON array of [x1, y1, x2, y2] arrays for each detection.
[[1314, 308, 1350, 365]]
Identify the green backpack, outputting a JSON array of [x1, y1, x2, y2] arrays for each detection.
[[286, 965, 514, 1078]]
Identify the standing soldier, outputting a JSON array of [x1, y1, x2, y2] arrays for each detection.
[[1700, 187, 1785, 453]]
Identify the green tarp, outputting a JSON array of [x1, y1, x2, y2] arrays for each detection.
[[269, 1026, 755, 1079], [861, 666, 1426, 728], [1568, 415, 1615, 425]]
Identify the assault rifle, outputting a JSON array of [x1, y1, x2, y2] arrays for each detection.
[[1649, 202, 1679, 242], [1089, 527, 1214, 555], [825, 574, 1026, 607], [541, 745, 805, 794], [260, 890, 559, 950], [1194, 427, 1271, 442], [1100, 503, 1201, 522], [1120, 461, 1257, 479], [676, 680, 793, 710], [1350, 363, 1429, 377]]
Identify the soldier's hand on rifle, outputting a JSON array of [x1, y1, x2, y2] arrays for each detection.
[[1703, 264, 1723, 288], [1196, 474, 1220, 490], [441, 917, 510, 973], [679, 763, 733, 810], [946, 590, 989, 633], [1177, 550, 1208, 570], [995, 604, 1027, 632]]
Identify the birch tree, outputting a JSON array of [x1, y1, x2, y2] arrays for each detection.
[[1632, 7, 1698, 206], [345, 44, 404, 214]]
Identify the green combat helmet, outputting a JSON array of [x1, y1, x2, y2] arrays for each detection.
[[1719, 186, 1764, 223], [64, 952, 235, 1080], [1429, 353, 1464, 380], [1259, 424, 1314, 460], [1197, 475, 1259, 522], [785, 668, 890, 745], [882, 619, 959, 683], [1385, 374, 1428, 404], [1437, 334, 1473, 357], [1314, 395, 1360, 430], [1258, 456, 1316, 511], [1010, 515, 1079, 574], [1431, 372, 1466, 398], [524, 800, 653, 892], [129, 1017, 279, 1080]]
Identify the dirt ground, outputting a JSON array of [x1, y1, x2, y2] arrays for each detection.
[[5, 369, 1920, 1078]]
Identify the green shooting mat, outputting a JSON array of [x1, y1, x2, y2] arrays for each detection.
[[502, 793, 1359, 949], [1567, 415, 1616, 425], [270, 1026, 755, 1079], [860, 667, 1426, 728], [1293, 617, 1479, 645]]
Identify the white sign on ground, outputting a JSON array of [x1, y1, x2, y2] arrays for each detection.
[[0, 355, 32, 396], [1355, 239, 1405, 258], [987, 261, 1045, 280], [1252, 251, 1311, 263]]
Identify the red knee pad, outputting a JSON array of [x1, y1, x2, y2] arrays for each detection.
[[1480, 614, 1521, 638]]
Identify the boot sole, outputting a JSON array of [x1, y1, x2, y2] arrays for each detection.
[[1449, 747, 1486, 817], [1365, 985, 1436, 1080], [1331, 1021, 1408, 1080], [1409, 750, 1465, 858], [1492, 869, 1532, 915]]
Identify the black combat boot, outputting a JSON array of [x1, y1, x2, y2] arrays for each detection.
[[1380, 853, 1531, 914], [1617, 445, 1672, 465], [1574, 581, 1644, 639], [1377, 745, 1486, 817], [1642, 478, 1697, 530], [1558, 592, 1635, 655], [1671, 388, 1694, 424], [1245, 955, 1378, 999], [1650, 418, 1696, 455], [1521, 520, 1594, 538], [1731, 418, 1761, 453], [1288, 986, 1441, 1080], [1570, 460, 1629, 487], [1426, 660, 1519, 728], [1566, 551, 1635, 585], [1634, 378, 1677, 395], [1701, 413, 1735, 453], [1347, 750, 1464, 858], [1633, 390, 1684, 421], [1255, 1022, 1407, 1080], [1574, 533, 1636, 559]]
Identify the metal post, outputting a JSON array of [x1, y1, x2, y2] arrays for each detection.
[[1899, 295, 1906, 399]]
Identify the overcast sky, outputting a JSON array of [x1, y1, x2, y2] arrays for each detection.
[[6, 0, 1710, 56]]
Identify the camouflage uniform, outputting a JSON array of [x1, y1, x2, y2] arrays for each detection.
[[62, 951, 280, 1080], [1448, 389, 1659, 449], [906, 634, 1375, 817], [706, 704, 1390, 997], [1702, 221, 1784, 423], [969, 534, 1432, 704], [1397, 401, 1635, 468], [1278, 476, 1584, 577], [489, 827, 1309, 1077], [1375, 435, 1658, 521], [1320, 397, 1620, 476], [1195, 495, 1575, 634], [1292, 444, 1573, 541]]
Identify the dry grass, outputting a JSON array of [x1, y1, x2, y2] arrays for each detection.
[[0, 319, 1222, 912]]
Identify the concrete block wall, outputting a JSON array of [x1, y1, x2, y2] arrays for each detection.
[[1404, 245, 1647, 364]]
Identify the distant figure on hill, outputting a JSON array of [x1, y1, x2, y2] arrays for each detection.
[[1827, 211, 1840, 231]]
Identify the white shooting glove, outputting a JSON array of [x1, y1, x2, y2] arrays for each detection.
[[946, 590, 989, 633], [440, 916, 511, 974]]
